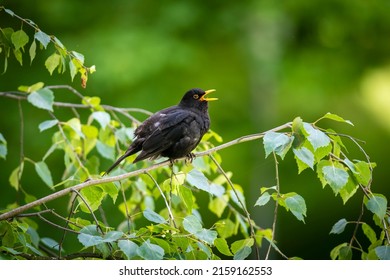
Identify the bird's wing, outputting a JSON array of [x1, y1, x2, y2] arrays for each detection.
[[134, 109, 195, 161]]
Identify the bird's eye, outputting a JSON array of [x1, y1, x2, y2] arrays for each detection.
[[193, 94, 199, 99]]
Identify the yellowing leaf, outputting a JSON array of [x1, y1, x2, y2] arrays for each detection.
[[18, 82, 44, 93]]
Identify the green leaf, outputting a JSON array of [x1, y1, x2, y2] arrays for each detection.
[[118, 240, 139, 260], [330, 218, 348, 234], [362, 223, 377, 244], [38, 120, 58, 132], [143, 209, 166, 224], [322, 165, 349, 194], [11, 30, 29, 50], [13, 48, 23, 65], [292, 116, 306, 148], [80, 186, 105, 212], [78, 225, 103, 247], [99, 182, 118, 204], [339, 246, 352, 260], [0, 222, 16, 247], [92, 111, 111, 129], [365, 194, 387, 220], [354, 161, 372, 186], [71, 51, 85, 63], [339, 177, 358, 204], [375, 246, 390, 260], [115, 127, 134, 145], [231, 238, 254, 254], [254, 192, 271, 207], [186, 169, 224, 197], [40, 237, 60, 250], [27, 88, 54, 112], [34, 30, 51, 49], [208, 195, 228, 218], [183, 214, 217, 244], [29, 40, 36, 64], [34, 161, 53, 188], [45, 53, 61, 75], [214, 238, 233, 256], [183, 215, 203, 233], [316, 160, 331, 187], [137, 239, 164, 260], [178, 185, 194, 212], [9, 164, 23, 191], [195, 229, 218, 245], [0, 143, 6, 160], [293, 147, 314, 173], [69, 59, 78, 81], [65, 118, 85, 139], [330, 243, 351, 260], [285, 193, 307, 222], [233, 246, 252, 260], [216, 218, 236, 239], [263, 131, 293, 159], [319, 112, 354, 126], [0, 133, 7, 160], [102, 231, 123, 242], [96, 140, 115, 161], [303, 123, 331, 150]]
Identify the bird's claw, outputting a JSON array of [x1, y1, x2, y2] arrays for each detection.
[[185, 153, 196, 165]]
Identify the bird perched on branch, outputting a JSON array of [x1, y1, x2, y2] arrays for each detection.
[[104, 88, 217, 175]]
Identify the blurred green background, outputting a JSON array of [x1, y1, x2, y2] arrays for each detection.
[[1, 0, 390, 259]]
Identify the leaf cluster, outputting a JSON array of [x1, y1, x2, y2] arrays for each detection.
[[0, 7, 95, 87]]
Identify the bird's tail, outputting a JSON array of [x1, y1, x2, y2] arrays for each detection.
[[103, 147, 136, 176]]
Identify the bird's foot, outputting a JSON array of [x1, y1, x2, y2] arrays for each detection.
[[185, 153, 196, 165], [168, 158, 176, 166]]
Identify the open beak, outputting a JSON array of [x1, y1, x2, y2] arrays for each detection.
[[200, 89, 218, 101]]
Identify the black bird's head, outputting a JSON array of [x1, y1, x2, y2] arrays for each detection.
[[179, 88, 217, 111]]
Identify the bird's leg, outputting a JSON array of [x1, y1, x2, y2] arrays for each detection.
[[168, 158, 176, 166]]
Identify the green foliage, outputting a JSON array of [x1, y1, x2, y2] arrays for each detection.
[[0, 7, 95, 87], [0, 7, 388, 260], [1, 83, 388, 260]]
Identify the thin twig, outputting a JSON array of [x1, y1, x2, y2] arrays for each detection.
[[36, 213, 79, 234], [0, 91, 151, 123], [349, 199, 365, 247], [16, 209, 53, 217], [59, 192, 79, 259], [266, 152, 280, 260], [209, 154, 260, 260], [17, 100, 24, 190], [120, 181, 132, 232], [71, 189, 104, 235], [144, 171, 177, 228]]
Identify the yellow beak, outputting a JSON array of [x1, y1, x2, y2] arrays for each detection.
[[200, 89, 218, 101]]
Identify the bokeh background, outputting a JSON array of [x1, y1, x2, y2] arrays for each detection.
[[1, 0, 390, 259]]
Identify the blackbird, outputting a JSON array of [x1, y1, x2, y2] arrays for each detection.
[[104, 88, 217, 174]]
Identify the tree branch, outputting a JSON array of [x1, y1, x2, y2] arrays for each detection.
[[0, 123, 291, 221]]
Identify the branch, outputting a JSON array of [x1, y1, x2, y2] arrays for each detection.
[[0, 123, 291, 221], [0, 90, 152, 124]]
